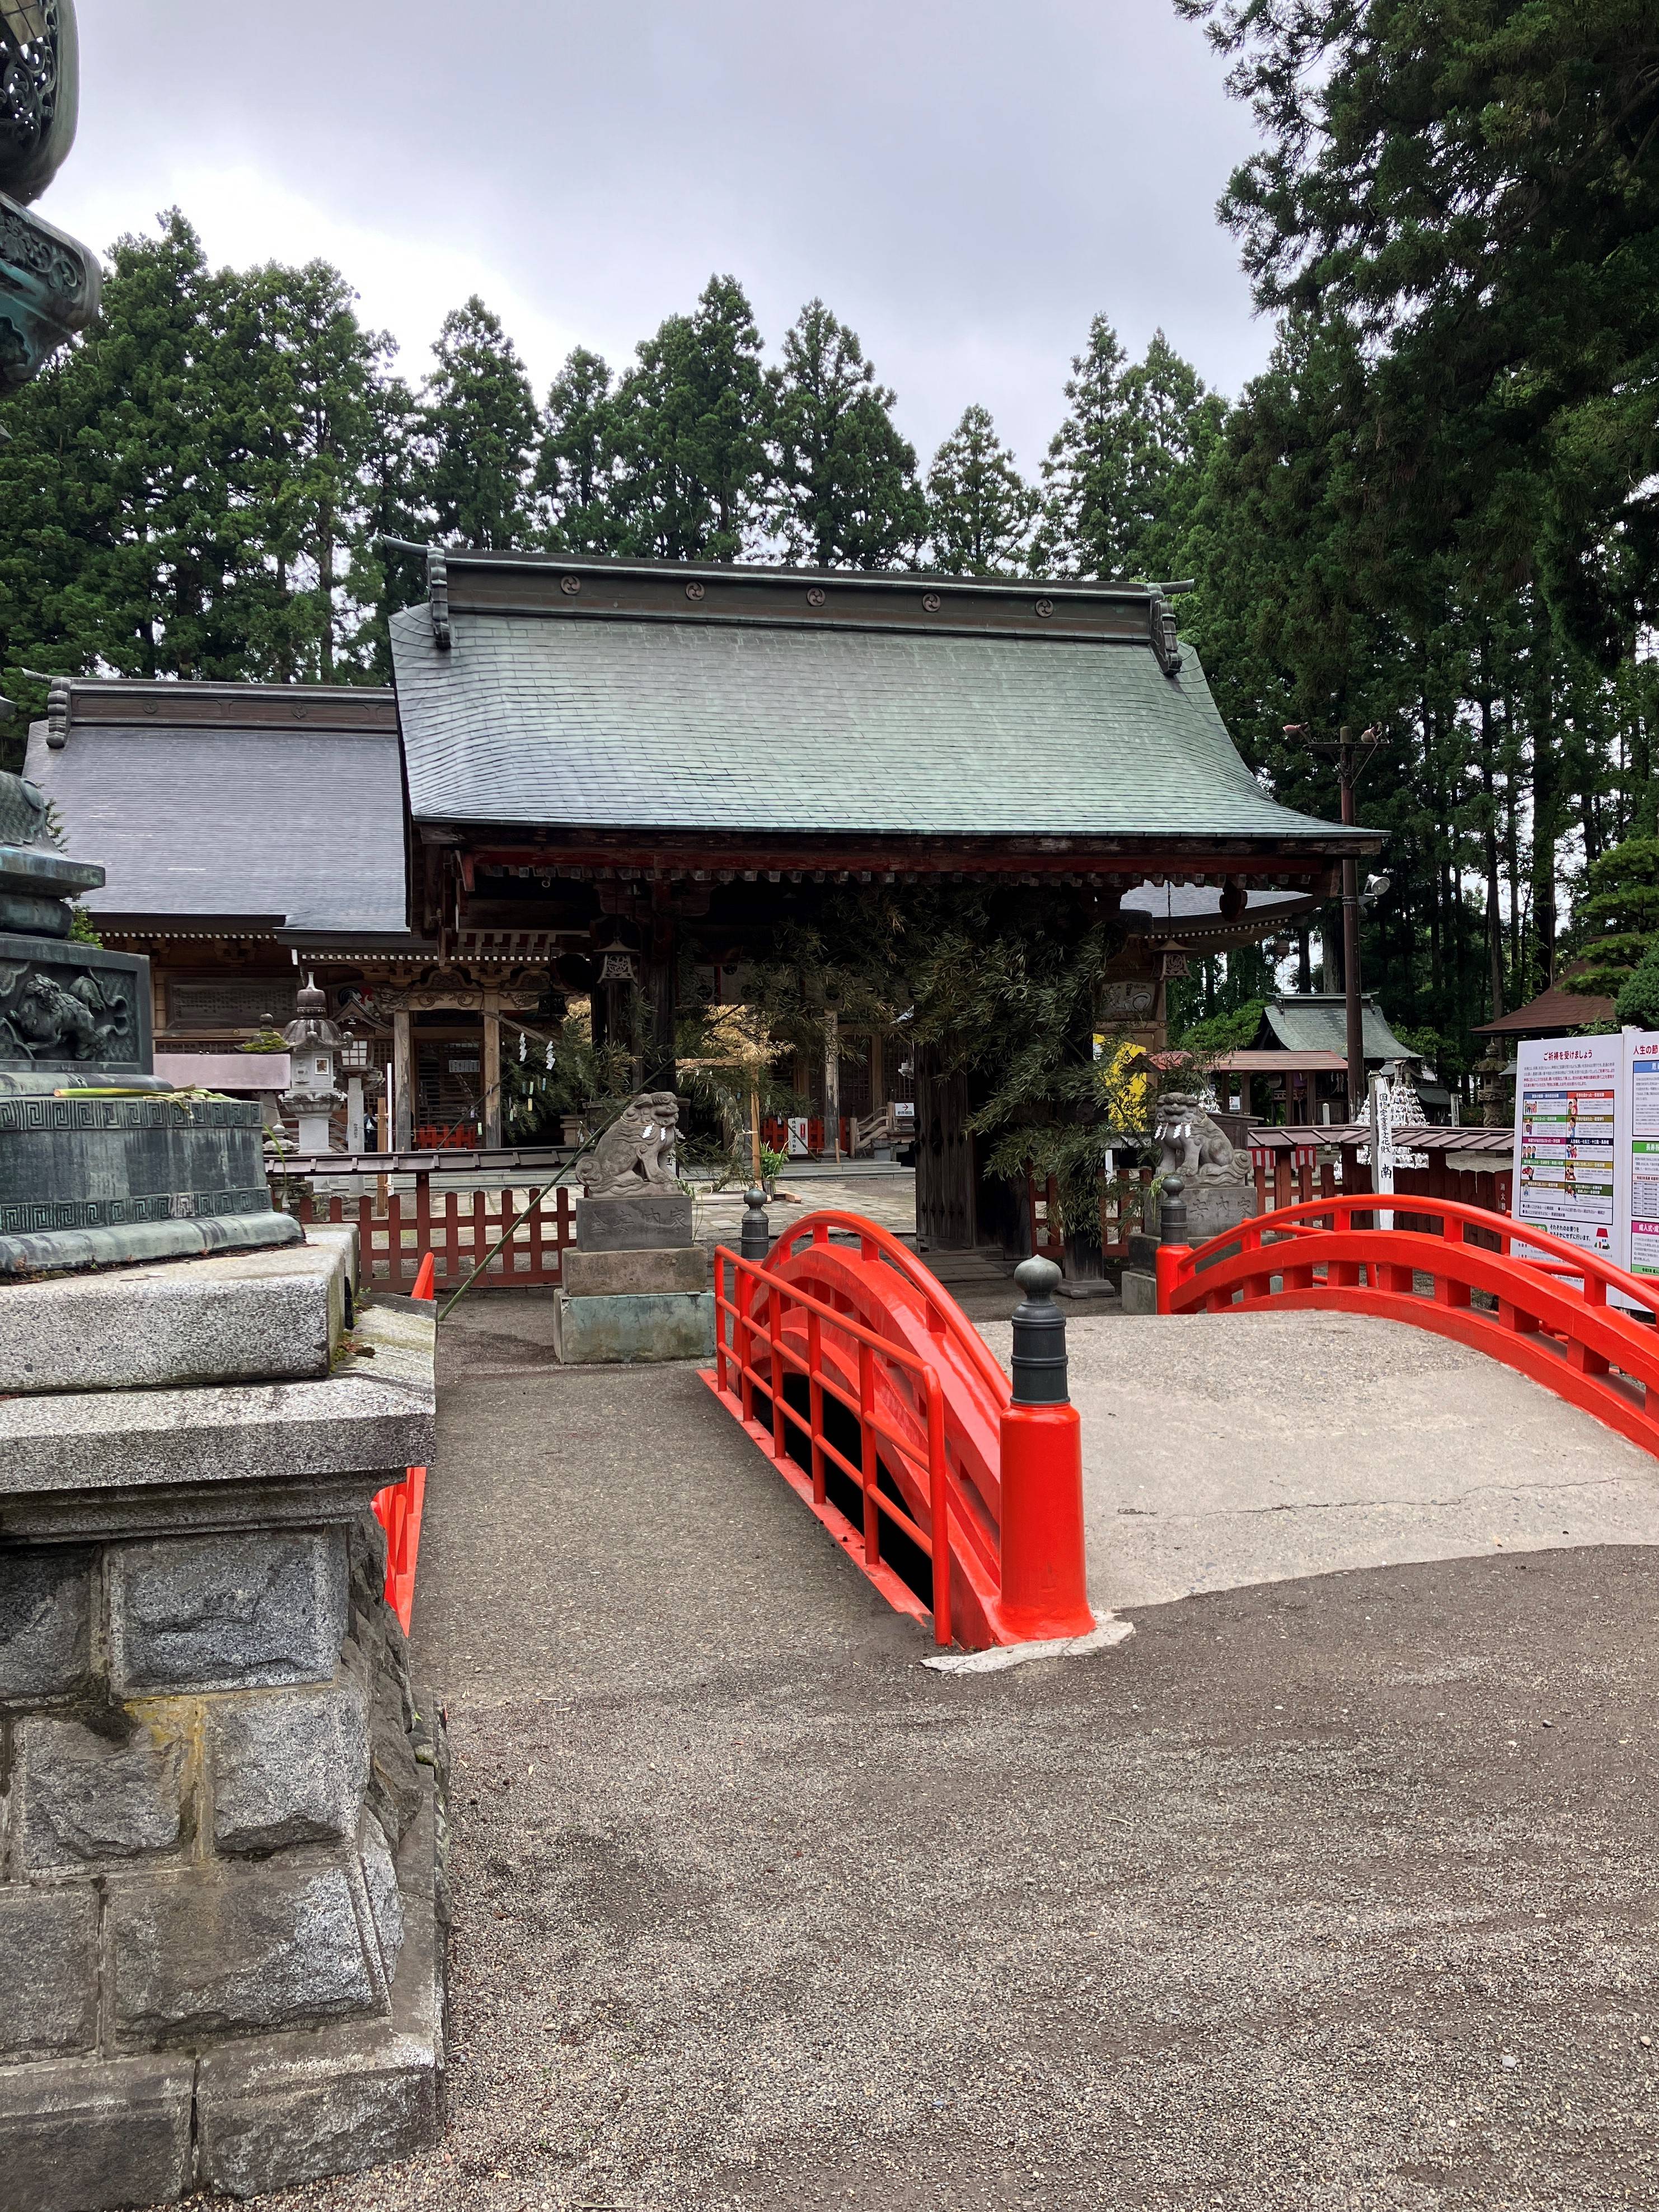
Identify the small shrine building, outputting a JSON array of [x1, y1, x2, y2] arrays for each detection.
[[25, 555, 1382, 1240], [388, 551, 1381, 1241]]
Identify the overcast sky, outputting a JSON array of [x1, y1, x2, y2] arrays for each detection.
[[41, 1, 1270, 476]]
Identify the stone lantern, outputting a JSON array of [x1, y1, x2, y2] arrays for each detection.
[[281, 975, 345, 1153]]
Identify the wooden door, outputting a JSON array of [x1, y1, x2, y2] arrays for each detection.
[[915, 1046, 976, 1248]]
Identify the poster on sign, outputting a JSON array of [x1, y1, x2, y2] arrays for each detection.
[[1511, 1035, 1621, 1264], [1623, 1031, 1659, 1283]]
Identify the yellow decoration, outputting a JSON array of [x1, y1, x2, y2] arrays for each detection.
[[1098, 1038, 1149, 1131]]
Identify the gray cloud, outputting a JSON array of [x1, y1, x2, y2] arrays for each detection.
[[45, 0, 1269, 473]]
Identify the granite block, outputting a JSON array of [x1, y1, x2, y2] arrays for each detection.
[[0, 1546, 91, 1697], [574, 1191, 693, 1251], [0, 2055, 195, 2211], [562, 1242, 707, 1297], [18, 1714, 186, 1868], [111, 1859, 377, 2041], [111, 1528, 348, 1694], [358, 1810, 404, 1984], [552, 1288, 715, 1364], [367, 1661, 424, 1849], [0, 1885, 99, 2058], [1120, 1268, 1158, 1315], [0, 1232, 354, 1394], [0, 1298, 434, 1543], [194, 1776, 446, 2196], [210, 1679, 369, 1855]]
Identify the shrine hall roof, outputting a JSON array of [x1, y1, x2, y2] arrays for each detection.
[[22, 680, 413, 940], [390, 553, 1381, 852]]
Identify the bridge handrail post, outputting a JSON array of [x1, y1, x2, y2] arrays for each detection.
[[858, 1340, 880, 1566], [807, 1307, 827, 1505], [767, 1270, 787, 1460], [1155, 1242, 1193, 1315], [995, 1257, 1095, 1642], [925, 1368, 952, 1647]]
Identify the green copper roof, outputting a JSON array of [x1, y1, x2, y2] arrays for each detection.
[[1264, 995, 1416, 1060], [390, 583, 1370, 847]]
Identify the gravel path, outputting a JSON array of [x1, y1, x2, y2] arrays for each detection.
[[188, 1319, 1659, 2212]]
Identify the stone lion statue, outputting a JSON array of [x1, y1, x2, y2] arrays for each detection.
[[584, 1091, 682, 1197], [1154, 1091, 1250, 1188]]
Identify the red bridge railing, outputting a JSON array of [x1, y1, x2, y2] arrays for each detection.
[[1156, 1195, 1659, 1460], [702, 1211, 1094, 1651], [372, 1251, 435, 1634]]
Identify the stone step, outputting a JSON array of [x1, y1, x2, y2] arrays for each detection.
[[0, 1225, 357, 1396]]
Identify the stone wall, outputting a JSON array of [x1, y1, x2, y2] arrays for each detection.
[[0, 1232, 444, 2210]]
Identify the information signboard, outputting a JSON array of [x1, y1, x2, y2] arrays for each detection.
[[1624, 1031, 1659, 1281], [1512, 1035, 1621, 1261]]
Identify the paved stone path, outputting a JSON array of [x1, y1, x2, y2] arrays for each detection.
[[979, 1308, 1659, 1613], [198, 1287, 1659, 2212]]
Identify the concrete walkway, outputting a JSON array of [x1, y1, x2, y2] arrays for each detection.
[[212, 1300, 1659, 2212], [980, 1308, 1659, 1614]]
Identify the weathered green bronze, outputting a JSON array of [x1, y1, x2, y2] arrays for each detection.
[[0, 0, 99, 388]]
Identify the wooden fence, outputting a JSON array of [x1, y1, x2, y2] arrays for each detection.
[[276, 1175, 577, 1290]]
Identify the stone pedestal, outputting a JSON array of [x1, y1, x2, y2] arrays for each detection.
[[0, 1227, 446, 2209], [554, 1192, 713, 1364], [1121, 1185, 1260, 1314]]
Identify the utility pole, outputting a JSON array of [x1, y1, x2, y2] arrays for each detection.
[[1283, 722, 1390, 1121]]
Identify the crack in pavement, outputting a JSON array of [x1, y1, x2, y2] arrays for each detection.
[[1115, 1471, 1641, 1519]]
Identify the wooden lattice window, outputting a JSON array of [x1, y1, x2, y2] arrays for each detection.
[[167, 978, 297, 1030]]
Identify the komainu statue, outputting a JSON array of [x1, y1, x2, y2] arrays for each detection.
[[583, 1091, 682, 1197], [1154, 1091, 1250, 1188]]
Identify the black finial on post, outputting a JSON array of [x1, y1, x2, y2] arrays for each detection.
[[739, 1185, 771, 1264], [1010, 1255, 1068, 1407], [1159, 1172, 1188, 1247]]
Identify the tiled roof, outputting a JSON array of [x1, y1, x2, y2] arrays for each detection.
[[1263, 995, 1416, 1060], [390, 600, 1372, 846], [22, 682, 411, 936], [1473, 977, 1614, 1035]]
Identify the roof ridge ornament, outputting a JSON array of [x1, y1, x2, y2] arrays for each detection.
[[1149, 591, 1183, 679], [428, 548, 451, 651], [43, 671, 69, 746]]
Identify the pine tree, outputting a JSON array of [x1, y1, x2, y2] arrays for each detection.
[[418, 298, 539, 549], [767, 302, 926, 570], [1031, 315, 1130, 578], [349, 369, 426, 681], [606, 275, 770, 560], [0, 211, 252, 688], [1569, 838, 1659, 1000], [223, 259, 394, 680], [1033, 318, 1222, 580], [537, 346, 622, 554], [1177, 0, 1659, 648], [925, 406, 1037, 575]]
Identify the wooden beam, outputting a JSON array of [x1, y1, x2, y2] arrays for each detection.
[[392, 1009, 414, 1150], [482, 993, 502, 1148]]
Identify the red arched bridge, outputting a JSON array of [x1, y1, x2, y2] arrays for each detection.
[[375, 1196, 1659, 1652]]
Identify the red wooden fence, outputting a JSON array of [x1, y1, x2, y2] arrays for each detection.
[[277, 1175, 576, 1290]]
